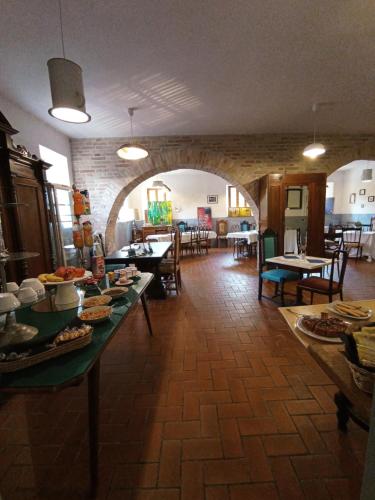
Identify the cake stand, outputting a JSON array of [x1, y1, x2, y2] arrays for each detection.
[[44, 271, 92, 309], [0, 250, 40, 346]]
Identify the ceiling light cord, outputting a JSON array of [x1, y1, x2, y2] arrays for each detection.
[[128, 108, 135, 140], [58, 0, 66, 59]]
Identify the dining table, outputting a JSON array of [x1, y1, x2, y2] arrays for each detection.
[[226, 229, 258, 244], [146, 230, 217, 244], [105, 241, 172, 299], [0, 272, 154, 496], [266, 254, 332, 276], [279, 299, 375, 432]]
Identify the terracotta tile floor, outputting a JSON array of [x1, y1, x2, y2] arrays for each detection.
[[0, 249, 374, 499]]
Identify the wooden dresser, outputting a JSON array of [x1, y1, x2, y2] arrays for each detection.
[[0, 111, 53, 281]]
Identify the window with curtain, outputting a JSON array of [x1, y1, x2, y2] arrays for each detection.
[[227, 185, 252, 217]]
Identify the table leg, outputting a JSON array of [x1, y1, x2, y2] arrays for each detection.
[[334, 391, 350, 432], [141, 294, 153, 336], [88, 360, 100, 496]]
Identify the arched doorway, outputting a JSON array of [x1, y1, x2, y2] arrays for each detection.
[[105, 164, 259, 253]]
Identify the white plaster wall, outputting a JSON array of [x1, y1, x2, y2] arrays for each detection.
[[328, 163, 375, 215], [0, 93, 72, 180], [119, 169, 230, 221]]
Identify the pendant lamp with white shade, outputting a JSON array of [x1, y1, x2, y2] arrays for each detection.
[[116, 108, 149, 161], [47, 0, 91, 123], [303, 103, 326, 159]]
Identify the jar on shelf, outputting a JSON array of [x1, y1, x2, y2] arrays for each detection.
[[83, 221, 93, 247], [73, 220, 84, 249]]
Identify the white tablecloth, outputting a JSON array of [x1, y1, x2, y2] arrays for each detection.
[[226, 230, 258, 244], [343, 230, 375, 260], [284, 229, 298, 254], [146, 231, 217, 244]]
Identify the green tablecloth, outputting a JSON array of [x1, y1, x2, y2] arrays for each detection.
[[0, 273, 153, 390]]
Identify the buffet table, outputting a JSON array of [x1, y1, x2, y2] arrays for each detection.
[[279, 300, 375, 430], [0, 273, 154, 495], [106, 241, 172, 299]]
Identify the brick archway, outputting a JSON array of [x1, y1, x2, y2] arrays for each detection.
[[104, 150, 259, 253]]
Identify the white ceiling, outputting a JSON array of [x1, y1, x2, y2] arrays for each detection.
[[1, 0, 375, 138]]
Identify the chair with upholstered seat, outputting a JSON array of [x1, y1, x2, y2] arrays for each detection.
[[159, 229, 182, 294], [258, 229, 300, 306], [296, 249, 348, 305]]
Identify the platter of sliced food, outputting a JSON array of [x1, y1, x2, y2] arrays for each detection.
[[296, 313, 349, 343], [79, 305, 112, 324], [83, 295, 112, 308], [39, 266, 91, 285], [327, 301, 372, 320]]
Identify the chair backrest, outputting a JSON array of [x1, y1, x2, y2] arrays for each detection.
[[177, 221, 187, 232], [240, 220, 250, 231], [328, 249, 348, 291], [231, 224, 240, 232], [259, 228, 278, 266], [342, 227, 362, 244], [199, 227, 209, 240], [174, 229, 181, 267], [216, 219, 228, 236]]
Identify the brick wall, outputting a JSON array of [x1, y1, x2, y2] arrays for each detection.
[[71, 134, 375, 252]]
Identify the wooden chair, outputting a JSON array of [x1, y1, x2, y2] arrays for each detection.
[[342, 227, 363, 261], [159, 229, 182, 294], [258, 229, 300, 306], [216, 219, 228, 248], [198, 227, 210, 254], [296, 250, 348, 304]]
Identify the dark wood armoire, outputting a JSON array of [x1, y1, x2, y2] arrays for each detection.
[[0, 111, 53, 282], [258, 172, 327, 257]]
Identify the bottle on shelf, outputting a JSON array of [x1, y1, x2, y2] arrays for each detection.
[[72, 220, 84, 249], [73, 186, 85, 216]]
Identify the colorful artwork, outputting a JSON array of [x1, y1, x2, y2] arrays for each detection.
[[147, 201, 172, 225], [197, 207, 213, 229], [228, 207, 252, 217]]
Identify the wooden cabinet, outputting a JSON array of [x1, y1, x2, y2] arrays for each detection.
[[258, 173, 326, 257], [0, 111, 53, 282]]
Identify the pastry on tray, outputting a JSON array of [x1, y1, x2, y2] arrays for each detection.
[[301, 314, 349, 338]]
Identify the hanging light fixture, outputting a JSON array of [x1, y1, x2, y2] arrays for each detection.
[[152, 180, 171, 191], [47, 0, 91, 123], [116, 108, 149, 160], [303, 103, 326, 159]]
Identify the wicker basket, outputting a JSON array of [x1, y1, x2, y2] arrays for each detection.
[[0, 332, 92, 373], [346, 359, 375, 394]]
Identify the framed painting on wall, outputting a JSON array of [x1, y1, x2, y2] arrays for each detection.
[[207, 195, 218, 204], [286, 188, 302, 209], [369, 196, 375, 203], [197, 207, 213, 229], [349, 193, 356, 204], [359, 189, 366, 195]]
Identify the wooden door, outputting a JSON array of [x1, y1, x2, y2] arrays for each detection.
[[258, 173, 326, 256]]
